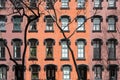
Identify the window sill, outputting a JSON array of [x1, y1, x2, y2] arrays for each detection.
[[0, 30, 6, 32], [76, 7, 85, 10], [108, 58, 117, 60], [107, 30, 116, 32], [60, 58, 69, 61], [92, 30, 101, 32], [0, 58, 6, 61], [60, 7, 70, 10], [45, 58, 54, 61], [61, 30, 70, 32], [92, 58, 102, 60], [14, 7, 23, 9], [107, 7, 117, 9], [0, 7, 6, 9], [14, 58, 22, 61], [29, 58, 38, 61], [29, 7, 37, 9], [28, 30, 38, 33], [76, 30, 86, 32], [45, 30, 54, 33], [93, 7, 103, 10], [12, 30, 22, 32], [76, 58, 86, 60]]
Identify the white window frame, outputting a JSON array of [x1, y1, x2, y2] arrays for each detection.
[[77, 17, 85, 31], [93, 18, 101, 31], [108, 17, 115, 31], [0, 66, 7, 80], [63, 66, 70, 80], [61, 0, 69, 8], [77, 0, 85, 8], [94, 0, 101, 8], [108, 0, 116, 8], [61, 18, 69, 31], [61, 41, 68, 59]]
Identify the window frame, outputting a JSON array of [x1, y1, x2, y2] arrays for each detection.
[[0, 65, 8, 80], [77, 0, 85, 9], [93, 0, 102, 9], [61, 0, 69, 9], [0, 15, 6, 32], [0, 40, 6, 60], [0, 0, 6, 8], [29, 0, 38, 9], [62, 66, 71, 80], [107, 0, 116, 9], [46, 0, 55, 9]]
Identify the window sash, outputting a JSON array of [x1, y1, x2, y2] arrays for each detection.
[[108, 18, 115, 31], [109, 68, 117, 80], [0, 0, 5, 8], [0, 67, 7, 79], [77, 0, 85, 8], [0, 21, 5, 30], [93, 18, 101, 31], [0, 47, 5, 58], [108, 0, 115, 7], [61, 18, 69, 31], [94, 66, 102, 79], [61, 41, 68, 58], [14, 45, 21, 58], [46, 18, 53, 31], [30, 47, 37, 58], [77, 18, 85, 31], [77, 41, 84, 58], [94, 0, 101, 7], [30, 0, 37, 8], [63, 67, 70, 79], [61, 0, 69, 8]]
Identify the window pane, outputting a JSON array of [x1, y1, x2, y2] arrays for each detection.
[[46, 18, 53, 31], [77, 41, 84, 58], [77, 0, 85, 8], [93, 18, 100, 31], [61, 41, 68, 59], [61, 18, 69, 31], [0, 21, 5, 31], [108, 18, 115, 31], [77, 18, 85, 31], [108, 0, 115, 7], [63, 67, 70, 79]]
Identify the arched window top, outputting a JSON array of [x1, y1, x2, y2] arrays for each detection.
[[78, 64, 89, 70], [44, 15, 55, 22], [44, 38, 55, 45], [106, 38, 118, 45], [0, 38, 7, 45], [60, 15, 71, 22], [29, 64, 40, 71], [61, 64, 72, 71], [106, 15, 118, 22], [44, 64, 57, 71], [0, 15, 7, 22], [12, 65, 26, 71], [92, 64, 104, 71], [28, 15, 39, 22], [59, 38, 70, 45], [12, 15, 23, 22], [91, 15, 103, 22], [28, 38, 39, 45], [107, 64, 119, 70], [75, 38, 86, 45], [91, 38, 103, 45], [0, 64, 9, 71], [11, 38, 23, 45], [76, 15, 86, 21]]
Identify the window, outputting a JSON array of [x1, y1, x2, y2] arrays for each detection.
[[44, 39, 55, 60], [78, 64, 88, 80], [76, 16, 85, 31], [76, 39, 86, 59], [12, 16, 23, 32], [92, 39, 102, 60], [0, 15, 6, 32], [61, 16, 70, 31], [108, 65, 118, 80], [0, 65, 8, 80], [60, 39, 70, 59], [108, 0, 116, 8], [92, 16, 102, 31], [12, 0, 23, 9], [77, 0, 85, 9], [62, 65, 71, 80], [46, 0, 55, 9], [0, 39, 6, 59], [45, 16, 54, 31], [29, 0, 38, 8], [0, 0, 6, 8], [30, 65, 40, 80], [93, 65, 103, 80], [61, 0, 69, 8], [45, 64, 57, 80], [28, 38, 38, 60], [12, 39, 22, 59], [107, 16, 117, 31], [107, 39, 117, 60], [94, 0, 102, 8]]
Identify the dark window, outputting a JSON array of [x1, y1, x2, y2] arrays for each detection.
[[108, 0, 116, 8], [29, 20, 37, 32], [46, 0, 55, 9], [28, 39, 38, 59], [44, 39, 55, 60], [61, 0, 69, 8], [0, 40, 5, 59], [107, 39, 117, 60], [0, 0, 6, 8], [12, 16, 22, 32], [30, 65, 40, 80], [94, 0, 102, 8], [45, 16, 54, 31], [92, 39, 102, 60], [93, 17, 101, 31], [45, 65, 57, 80], [0, 65, 7, 80], [78, 65, 88, 80], [12, 39, 22, 59], [0, 15, 6, 32], [77, 0, 85, 9], [12, 0, 23, 9], [29, 0, 38, 8], [93, 65, 103, 80], [108, 65, 118, 80]]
